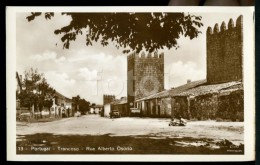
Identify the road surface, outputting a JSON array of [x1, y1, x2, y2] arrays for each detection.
[[16, 115, 244, 154]]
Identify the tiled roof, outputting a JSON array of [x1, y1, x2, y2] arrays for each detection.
[[136, 79, 206, 101], [218, 83, 243, 96], [136, 90, 170, 101], [112, 97, 127, 105], [135, 80, 243, 101], [169, 79, 207, 97], [55, 91, 71, 101], [176, 81, 242, 96], [91, 105, 103, 108]]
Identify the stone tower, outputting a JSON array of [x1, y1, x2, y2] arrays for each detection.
[[206, 15, 243, 84], [103, 94, 115, 105], [127, 51, 164, 112]]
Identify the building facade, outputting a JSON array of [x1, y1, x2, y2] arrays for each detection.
[[90, 105, 103, 114], [127, 52, 164, 114], [103, 95, 115, 105], [207, 15, 243, 84], [132, 15, 244, 121]]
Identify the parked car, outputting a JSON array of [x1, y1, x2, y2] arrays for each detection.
[[17, 112, 31, 121], [169, 118, 187, 126], [109, 110, 121, 118]]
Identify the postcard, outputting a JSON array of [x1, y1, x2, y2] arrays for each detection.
[[6, 6, 255, 161]]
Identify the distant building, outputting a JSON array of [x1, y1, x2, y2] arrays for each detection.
[[103, 103, 111, 117], [136, 79, 243, 121], [136, 80, 206, 117], [127, 52, 164, 115], [103, 94, 115, 105], [112, 97, 128, 117], [51, 91, 72, 117], [90, 105, 103, 114], [103, 97, 127, 118]]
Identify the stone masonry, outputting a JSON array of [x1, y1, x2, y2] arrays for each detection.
[[127, 52, 164, 113], [207, 15, 243, 84], [103, 94, 115, 105]]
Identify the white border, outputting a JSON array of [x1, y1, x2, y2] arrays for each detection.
[[6, 6, 255, 161]]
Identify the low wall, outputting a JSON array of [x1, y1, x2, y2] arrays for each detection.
[[217, 90, 244, 121], [135, 89, 244, 121], [191, 94, 218, 120], [172, 89, 243, 121], [159, 98, 171, 117]]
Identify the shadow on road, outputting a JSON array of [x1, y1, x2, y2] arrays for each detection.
[[16, 133, 244, 154]]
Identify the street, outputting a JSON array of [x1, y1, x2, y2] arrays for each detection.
[[16, 115, 244, 154]]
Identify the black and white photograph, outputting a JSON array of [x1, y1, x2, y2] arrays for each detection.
[[6, 7, 254, 161]]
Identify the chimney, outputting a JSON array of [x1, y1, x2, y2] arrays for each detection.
[[187, 79, 191, 84]]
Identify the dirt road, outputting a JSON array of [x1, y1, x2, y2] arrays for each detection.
[[17, 114, 244, 145]]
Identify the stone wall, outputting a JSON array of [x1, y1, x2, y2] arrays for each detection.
[[112, 103, 128, 117], [127, 52, 164, 112], [127, 54, 135, 112], [172, 96, 189, 119], [191, 94, 218, 120], [103, 95, 115, 105], [217, 90, 244, 121], [134, 52, 164, 100], [171, 89, 243, 121], [159, 98, 171, 117], [207, 15, 243, 84]]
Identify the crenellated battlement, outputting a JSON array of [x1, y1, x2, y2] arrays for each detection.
[[206, 15, 243, 85], [103, 94, 115, 97], [236, 15, 243, 27], [207, 15, 243, 35], [127, 51, 164, 60], [103, 94, 115, 105], [220, 21, 226, 31], [127, 49, 165, 107]]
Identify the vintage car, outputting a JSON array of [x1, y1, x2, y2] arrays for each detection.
[[109, 110, 121, 118], [169, 118, 187, 126]]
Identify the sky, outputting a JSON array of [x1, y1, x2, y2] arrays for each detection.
[[16, 12, 242, 104]]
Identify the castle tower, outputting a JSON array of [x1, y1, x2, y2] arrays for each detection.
[[127, 51, 164, 113], [206, 15, 243, 84], [103, 94, 115, 105]]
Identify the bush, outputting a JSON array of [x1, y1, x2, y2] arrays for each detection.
[[216, 118, 223, 122]]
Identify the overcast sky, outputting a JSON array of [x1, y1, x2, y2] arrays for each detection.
[[16, 12, 242, 104]]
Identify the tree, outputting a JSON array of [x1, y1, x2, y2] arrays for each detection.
[[17, 68, 43, 111], [44, 99, 54, 117], [72, 95, 81, 112], [38, 78, 56, 118], [17, 68, 56, 119], [78, 98, 90, 115], [72, 95, 91, 115], [26, 12, 203, 54]]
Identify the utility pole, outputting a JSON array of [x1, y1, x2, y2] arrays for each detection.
[[53, 98, 56, 118]]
